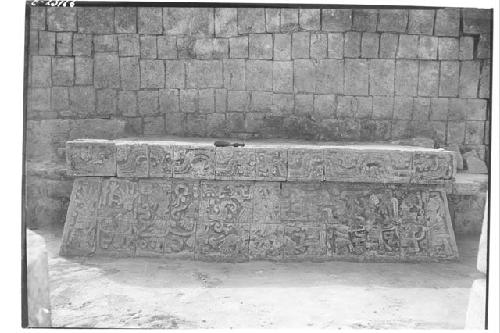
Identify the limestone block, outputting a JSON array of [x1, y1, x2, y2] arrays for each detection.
[[281, 8, 299, 32], [459, 37, 474, 60], [287, 148, 324, 181], [427, 190, 458, 259], [324, 148, 412, 183], [30, 7, 46, 30], [27, 230, 52, 327], [215, 8, 238, 37], [462, 8, 491, 34], [408, 9, 435, 35], [157, 36, 177, 59], [165, 180, 199, 257], [116, 142, 149, 177], [327, 33, 344, 58], [274, 34, 291, 60], [411, 150, 455, 183], [172, 145, 215, 179], [292, 32, 310, 59], [344, 59, 369, 95], [459, 61, 480, 98], [322, 9, 352, 32], [439, 61, 459, 97], [273, 61, 293, 93], [395, 60, 418, 96], [418, 36, 438, 59], [66, 140, 116, 176], [265, 8, 280, 33], [196, 222, 250, 262], [379, 33, 398, 58], [69, 86, 95, 116], [223, 59, 245, 90], [418, 61, 440, 97], [186, 60, 223, 89], [52, 57, 74, 86], [284, 222, 327, 259], [249, 34, 273, 59], [299, 9, 320, 30], [352, 9, 377, 32], [77, 7, 114, 34], [73, 33, 92, 56], [148, 143, 174, 177], [118, 34, 140, 56], [344, 31, 361, 58], [463, 151, 488, 174], [369, 59, 395, 95], [94, 35, 117, 53], [238, 8, 265, 34], [119, 56, 140, 90], [397, 35, 418, 59], [163, 8, 213, 37], [434, 8, 460, 37], [477, 34, 491, 59], [249, 224, 285, 260], [56, 32, 72, 55], [246, 60, 272, 91], [215, 147, 256, 180], [438, 37, 459, 60], [377, 9, 408, 32], [138, 90, 159, 115], [60, 177, 101, 256], [255, 148, 287, 181], [310, 33, 327, 59], [94, 53, 120, 89], [95, 178, 138, 256], [229, 36, 248, 58], [164, 60, 185, 89], [115, 7, 137, 33], [38, 31, 55, 55], [140, 60, 164, 88], [140, 35, 157, 59], [361, 32, 379, 58], [31, 56, 51, 87], [138, 7, 162, 34]]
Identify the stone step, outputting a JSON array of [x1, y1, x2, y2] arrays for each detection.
[[66, 137, 456, 184]]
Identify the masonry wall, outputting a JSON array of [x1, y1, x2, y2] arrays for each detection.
[[25, 5, 492, 228]]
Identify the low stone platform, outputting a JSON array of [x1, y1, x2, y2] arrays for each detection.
[[60, 137, 458, 262]]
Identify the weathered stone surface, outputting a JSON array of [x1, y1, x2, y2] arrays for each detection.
[[285, 222, 327, 259], [344, 59, 369, 95], [281, 8, 299, 32], [322, 9, 352, 32], [327, 33, 343, 59], [462, 8, 492, 35], [379, 33, 398, 58], [66, 140, 116, 176], [215, 8, 238, 37], [39, 31, 56, 55], [412, 151, 455, 183], [361, 32, 379, 58], [418, 61, 439, 97], [477, 34, 491, 59], [60, 177, 101, 256], [459, 61, 480, 98], [438, 37, 459, 60], [138, 90, 159, 115], [408, 10, 435, 35], [116, 142, 149, 177], [164, 60, 185, 89], [96, 89, 117, 116], [265, 8, 280, 32], [249, 34, 273, 59], [463, 152, 488, 174], [310, 33, 327, 59], [115, 7, 137, 33], [369, 59, 395, 95], [418, 36, 438, 59], [94, 35, 118, 53], [255, 148, 287, 181], [395, 60, 418, 96], [246, 60, 272, 91], [47, 7, 77, 31], [186, 60, 223, 88], [119, 56, 140, 90], [77, 7, 114, 34], [464, 121, 485, 145], [138, 7, 163, 34], [69, 87, 95, 116], [434, 9, 460, 37], [238, 8, 265, 34], [273, 33, 291, 60], [30, 7, 46, 30], [372, 96, 393, 119], [459, 37, 474, 60], [397, 35, 418, 59], [292, 32, 310, 59], [94, 53, 120, 89], [196, 222, 250, 261], [215, 148, 256, 180], [430, 98, 448, 120], [173, 145, 215, 179], [157, 36, 177, 59], [140, 60, 164, 88], [56, 32, 72, 55], [31, 56, 52, 87], [324, 148, 412, 183], [72, 33, 92, 56], [344, 31, 361, 58], [299, 9, 320, 30], [74, 56, 93, 85], [352, 9, 377, 32], [118, 34, 140, 56], [249, 223, 284, 260], [229, 36, 248, 58], [378, 9, 408, 32], [140, 35, 157, 59], [439, 61, 459, 97], [164, 8, 214, 37], [52, 57, 74, 86], [287, 148, 323, 181]]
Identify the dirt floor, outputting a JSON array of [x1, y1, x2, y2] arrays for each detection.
[[36, 226, 482, 329]]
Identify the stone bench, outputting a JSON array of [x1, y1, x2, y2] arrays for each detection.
[[60, 137, 459, 262]]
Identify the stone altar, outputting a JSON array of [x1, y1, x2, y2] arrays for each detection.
[[60, 138, 458, 262]]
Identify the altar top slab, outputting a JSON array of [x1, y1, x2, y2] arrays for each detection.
[[66, 137, 456, 184]]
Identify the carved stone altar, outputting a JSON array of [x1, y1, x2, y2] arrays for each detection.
[[61, 138, 458, 262]]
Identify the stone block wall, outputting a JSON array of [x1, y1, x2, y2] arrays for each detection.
[[25, 5, 492, 229]]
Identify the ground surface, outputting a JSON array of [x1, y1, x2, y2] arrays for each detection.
[[37, 226, 481, 329]]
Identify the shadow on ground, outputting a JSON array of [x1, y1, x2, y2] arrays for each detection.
[[35, 225, 481, 329]]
